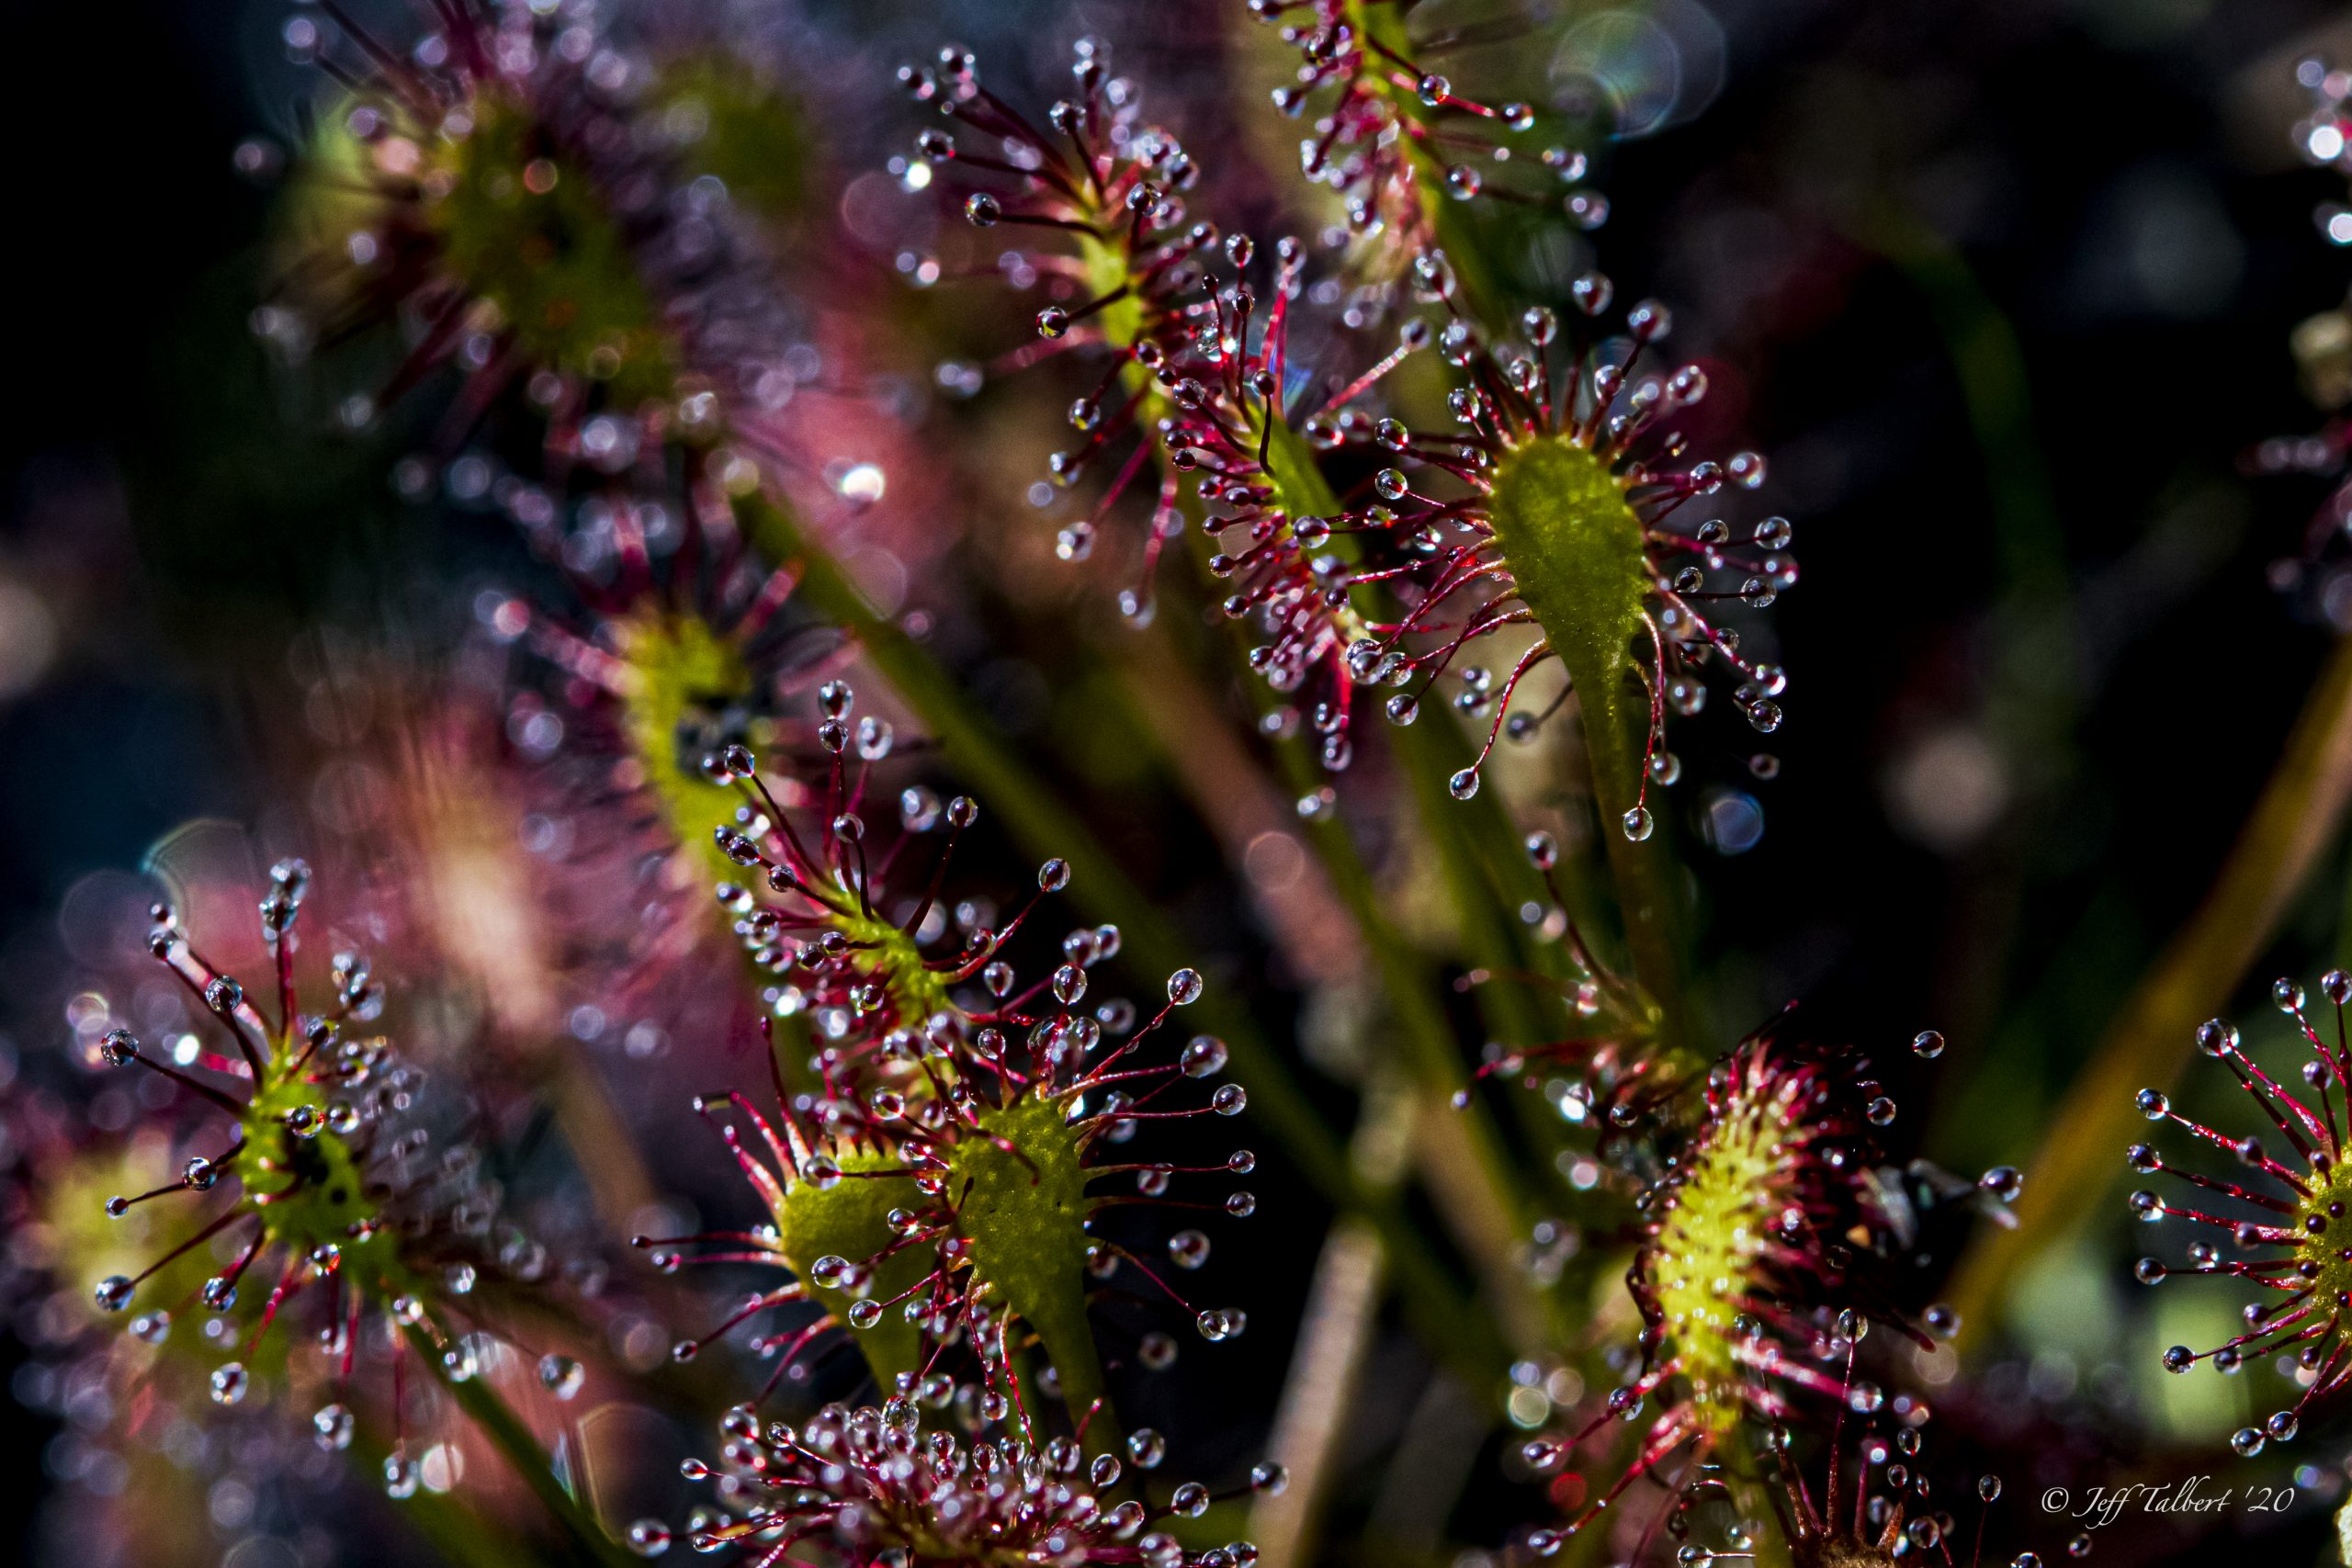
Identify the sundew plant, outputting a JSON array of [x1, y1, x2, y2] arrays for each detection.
[[7, 4, 2352, 1568]]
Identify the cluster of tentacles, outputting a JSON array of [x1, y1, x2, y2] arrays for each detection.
[[637, 737, 1255, 1440], [1525, 1018, 1931, 1540], [682, 1395, 1287, 1568], [2130, 971, 2352, 1456], [85, 860, 535, 1495], [1246, 0, 1608, 291], [259, 0, 817, 452]]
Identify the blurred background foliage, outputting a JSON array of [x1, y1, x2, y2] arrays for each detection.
[[5, 0, 2352, 1564]]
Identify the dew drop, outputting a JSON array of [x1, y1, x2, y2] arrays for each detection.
[[1195, 1308, 1241, 1342], [538, 1353, 584, 1400], [2195, 1019, 2238, 1056], [313, 1402, 355, 1450], [1181, 1036, 1229, 1077]]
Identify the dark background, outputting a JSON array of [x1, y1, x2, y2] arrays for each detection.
[[5, 1, 2350, 1563]]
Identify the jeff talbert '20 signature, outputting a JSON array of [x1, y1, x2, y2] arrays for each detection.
[[2039, 1477, 2295, 1529]]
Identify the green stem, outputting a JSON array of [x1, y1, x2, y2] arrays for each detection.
[[1255, 420, 1653, 1273], [349, 1420, 557, 1568], [1382, 714, 1623, 1208], [1108, 613, 1557, 1345], [735, 492, 1509, 1387], [1251, 424, 1618, 1215], [1036, 1318, 1121, 1458], [1384, 714, 1565, 1035], [1565, 671, 1685, 1043], [1260, 684, 1546, 1342], [405, 1322, 634, 1568], [1942, 635, 2352, 1355]]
